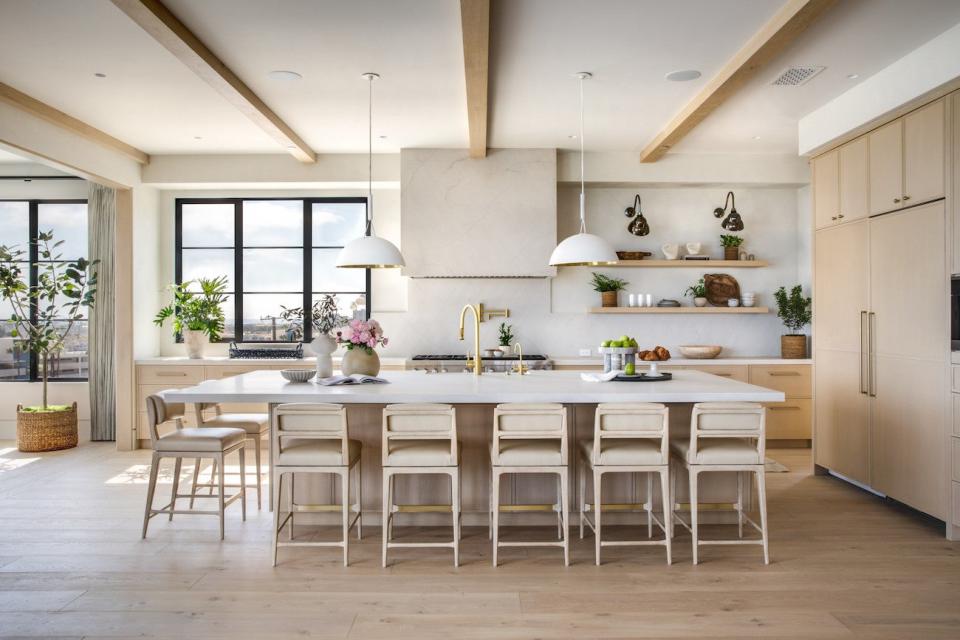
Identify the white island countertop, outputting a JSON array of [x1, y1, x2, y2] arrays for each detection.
[[162, 369, 785, 405]]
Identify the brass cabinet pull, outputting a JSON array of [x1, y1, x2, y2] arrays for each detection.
[[831, 216, 838, 221], [714, 373, 732, 377], [156, 371, 188, 377], [859, 311, 868, 395], [768, 371, 801, 377], [902, 195, 911, 201], [769, 405, 801, 411], [869, 312, 877, 397], [893, 197, 901, 203], [838, 213, 845, 219]]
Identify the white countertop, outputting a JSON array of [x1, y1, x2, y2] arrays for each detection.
[[161, 369, 785, 405], [136, 356, 410, 367], [551, 356, 812, 366]]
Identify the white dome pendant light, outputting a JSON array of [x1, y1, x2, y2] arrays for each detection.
[[337, 72, 405, 269], [549, 72, 617, 267]]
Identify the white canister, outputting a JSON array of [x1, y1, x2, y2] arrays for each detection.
[[645, 294, 653, 307], [628, 293, 637, 307]]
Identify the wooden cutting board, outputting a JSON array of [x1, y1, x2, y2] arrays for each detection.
[[704, 273, 740, 306]]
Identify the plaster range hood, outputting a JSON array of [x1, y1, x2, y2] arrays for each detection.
[[400, 149, 558, 278]]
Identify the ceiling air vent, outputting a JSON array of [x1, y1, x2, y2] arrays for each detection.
[[770, 65, 825, 86]]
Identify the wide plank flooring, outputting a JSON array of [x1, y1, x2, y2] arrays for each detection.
[[0, 442, 957, 639]]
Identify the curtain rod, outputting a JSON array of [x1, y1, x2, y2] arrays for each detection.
[[0, 176, 83, 181]]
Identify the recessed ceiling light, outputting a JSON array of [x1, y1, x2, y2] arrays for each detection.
[[378, 135, 387, 140], [665, 69, 701, 82], [568, 134, 578, 139], [94, 72, 106, 78], [752, 135, 762, 140], [193, 136, 203, 140], [847, 73, 860, 80], [268, 70, 302, 81]]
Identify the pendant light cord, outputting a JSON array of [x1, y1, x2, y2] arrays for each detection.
[[367, 74, 375, 237], [578, 73, 586, 234]]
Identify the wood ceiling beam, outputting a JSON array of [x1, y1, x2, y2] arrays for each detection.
[[639, 0, 838, 163], [460, 0, 489, 158], [110, 0, 316, 163], [0, 82, 149, 165]]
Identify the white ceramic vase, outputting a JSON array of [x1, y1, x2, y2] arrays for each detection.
[[694, 297, 707, 307], [310, 333, 337, 378], [661, 243, 680, 260], [182, 329, 208, 359]]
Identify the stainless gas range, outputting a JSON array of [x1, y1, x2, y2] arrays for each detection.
[[409, 354, 552, 373]]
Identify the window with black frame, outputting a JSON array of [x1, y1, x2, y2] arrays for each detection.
[[175, 198, 369, 343], [0, 199, 89, 381]]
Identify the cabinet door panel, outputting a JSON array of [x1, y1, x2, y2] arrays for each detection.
[[872, 355, 946, 519], [903, 99, 945, 205], [814, 349, 870, 484], [839, 137, 869, 223], [814, 221, 869, 352], [868, 120, 903, 215], [813, 150, 840, 229], [869, 202, 946, 361]]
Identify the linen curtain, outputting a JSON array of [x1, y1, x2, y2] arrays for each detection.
[[88, 183, 116, 441]]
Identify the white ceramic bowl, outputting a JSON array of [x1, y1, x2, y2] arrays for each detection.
[[678, 345, 723, 359], [280, 368, 317, 383]]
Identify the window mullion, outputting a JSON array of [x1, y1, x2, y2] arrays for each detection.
[[303, 200, 312, 344], [234, 199, 243, 343], [28, 202, 38, 382]]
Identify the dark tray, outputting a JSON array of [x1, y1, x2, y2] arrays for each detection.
[[229, 342, 303, 359], [613, 372, 673, 382]]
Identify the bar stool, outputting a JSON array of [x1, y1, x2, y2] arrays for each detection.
[[671, 402, 769, 564], [579, 403, 672, 565], [490, 403, 569, 567], [271, 403, 361, 567], [191, 404, 270, 510], [381, 404, 460, 567], [141, 394, 246, 540]]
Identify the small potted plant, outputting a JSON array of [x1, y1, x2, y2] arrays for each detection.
[[154, 276, 229, 359], [280, 295, 348, 377], [497, 322, 514, 354], [684, 277, 708, 307], [720, 234, 744, 261], [590, 272, 628, 308], [336, 318, 388, 376], [774, 285, 812, 359], [0, 232, 98, 452]]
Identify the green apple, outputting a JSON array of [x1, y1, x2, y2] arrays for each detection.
[[601, 340, 612, 347], [624, 362, 636, 375], [629, 338, 638, 348], [619, 335, 630, 344], [610, 340, 622, 348]]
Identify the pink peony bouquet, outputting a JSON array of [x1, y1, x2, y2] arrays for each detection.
[[336, 318, 388, 354]]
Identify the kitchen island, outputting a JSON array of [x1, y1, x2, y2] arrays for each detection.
[[163, 370, 784, 525]]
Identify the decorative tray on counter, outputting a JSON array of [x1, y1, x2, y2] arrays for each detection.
[[229, 342, 304, 359], [614, 372, 673, 382]]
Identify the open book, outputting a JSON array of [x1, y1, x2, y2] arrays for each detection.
[[316, 374, 389, 386]]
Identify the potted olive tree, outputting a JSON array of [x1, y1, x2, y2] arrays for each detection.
[[774, 285, 812, 359], [0, 232, 98, 452], [154, 276, 229, 358], [590, 272, 628, 308]]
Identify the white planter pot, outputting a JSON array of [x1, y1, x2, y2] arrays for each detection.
[[694, 297, 708, 307], [182, 329, 208, 359], [310, 333, 337, 378]]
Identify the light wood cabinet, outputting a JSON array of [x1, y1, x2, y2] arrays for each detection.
[[749, 365, 811, 398], [814, 348, 870, 484], [903, 99, 945, 206], [813, 149, 840, 229], [814, 221, 869, 352], [839, 137, 870, 223], [868, 120, 904, 215], [765, 400, 812, 440]]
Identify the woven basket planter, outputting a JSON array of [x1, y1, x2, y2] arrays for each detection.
[[781, 335, 807, 359], [16, 402, 78, 452], [600, 291, 619, 307], [724, 246, 740, 261]]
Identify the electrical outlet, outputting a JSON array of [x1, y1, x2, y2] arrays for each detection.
[[579, 348, 592, 357]]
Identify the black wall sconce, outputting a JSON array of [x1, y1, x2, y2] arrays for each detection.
[[713, 191, 744, 231], [624, 194, 650, 236]]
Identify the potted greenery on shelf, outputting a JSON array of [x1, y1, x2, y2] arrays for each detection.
[[590, 272, 628, 308], [154, 276, 229, 359], [498, 322, 515, 353], [280, 294, 348, 377], [0, 231, 98, 452], [684, 277, 708, 307], [774, 285, 812, 359], [720, 234, 744, 260]]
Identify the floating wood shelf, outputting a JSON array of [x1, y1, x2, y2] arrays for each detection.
[[600, 260, 768, 268], [589, 306, 769, 315]]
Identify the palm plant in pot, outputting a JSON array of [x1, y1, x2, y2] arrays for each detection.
[[590, 272, 628, 308], [0, 232, 98, 452], [280, 294, 348, 378], [774, 285, 812, 359], [154, 276, 228, 359]]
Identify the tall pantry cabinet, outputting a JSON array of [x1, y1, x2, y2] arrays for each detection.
[[813, 94, 952, 533]]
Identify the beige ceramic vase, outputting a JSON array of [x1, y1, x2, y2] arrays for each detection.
[[341, 347, 381, 376]]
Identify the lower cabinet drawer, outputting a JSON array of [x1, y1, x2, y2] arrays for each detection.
[[764, 399, 812, 439], [688, 365, 749, 383], [204, 365, 273, 380], [137, 365, 205, 385], [749, 365, 811, 398]]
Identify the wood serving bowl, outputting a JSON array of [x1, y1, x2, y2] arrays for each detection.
[[678, 345, 723, 359]]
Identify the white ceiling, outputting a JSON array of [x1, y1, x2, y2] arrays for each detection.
[[0, 0, 959, 157], [0, 148, 27, 163]]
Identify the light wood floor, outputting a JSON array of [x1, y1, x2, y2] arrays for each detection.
[[0, 443, 957, 639]]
